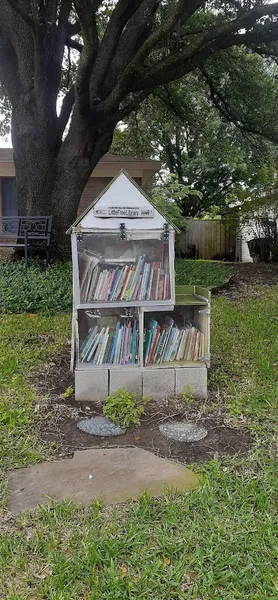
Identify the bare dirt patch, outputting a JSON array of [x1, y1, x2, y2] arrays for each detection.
[[39, 395, 252, 465], [217, 262, 278, 300]]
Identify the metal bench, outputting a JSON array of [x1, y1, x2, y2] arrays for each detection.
[[0, 216, 52, 267]]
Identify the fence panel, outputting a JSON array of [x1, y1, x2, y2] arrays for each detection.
[[176, 220, 236, 260]]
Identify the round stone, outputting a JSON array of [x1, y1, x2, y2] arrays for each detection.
[[77, 416, 126, 437], [159, 421, 208, 442]]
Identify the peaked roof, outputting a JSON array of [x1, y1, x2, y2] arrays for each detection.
[[67, 169, 180, 233]]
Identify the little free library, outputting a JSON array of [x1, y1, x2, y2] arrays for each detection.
[[68, 170, 210, 402]]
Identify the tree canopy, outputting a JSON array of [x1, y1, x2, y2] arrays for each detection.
[[2, 1, 278, 242], [112, 47, 278, 218]]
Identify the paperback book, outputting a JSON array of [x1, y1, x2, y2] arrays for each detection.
[[144, 317, 205, 366], [79, 319, 138, 365], [79, 254, 170, 303]]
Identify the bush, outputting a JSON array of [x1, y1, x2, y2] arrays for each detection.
[[103, 389, 150, 428], [0, 260, 72, 314]]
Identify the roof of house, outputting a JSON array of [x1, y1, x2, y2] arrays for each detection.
[[68, 169, 180, 233], [0, 148, 160, 180]]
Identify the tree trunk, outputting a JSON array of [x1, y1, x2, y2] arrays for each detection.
[[12, 103, 114, 254]]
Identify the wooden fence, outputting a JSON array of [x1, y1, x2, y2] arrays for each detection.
[[176, 220, 236, 261]]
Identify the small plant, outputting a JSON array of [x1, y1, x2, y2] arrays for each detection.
[[60, 386, 74, 399], [103, 389, 150, 428], [181, 385, 194, 405]]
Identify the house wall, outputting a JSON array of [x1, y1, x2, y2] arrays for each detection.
[[0, 175, 142, 218]]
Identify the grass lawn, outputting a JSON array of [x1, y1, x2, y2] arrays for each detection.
[[175, 259, 232, 287], [0, 262, 277, 599]]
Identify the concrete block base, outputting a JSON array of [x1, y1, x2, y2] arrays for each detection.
[[143, 368, 175, 400], [75, 364, 207, 402], [175, 364, 207, 399], [75, 369, 108, 404], [109, 368, 143, 397]]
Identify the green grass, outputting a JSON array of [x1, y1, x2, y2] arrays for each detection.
[[0, 271, 277, 599], [175, 259, 233, 287], [0, 313, 71, 482], [211, 286, 278, 424], [0, 465, 277, 599]]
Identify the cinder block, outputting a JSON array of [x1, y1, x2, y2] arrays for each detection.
[[143, 368, 175, 400], [175, 366, 207, 399], [75, 369, 108, 404], [109, 368, 143, 397]]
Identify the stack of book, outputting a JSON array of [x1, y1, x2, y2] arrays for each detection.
[[144, 317, 205, 366], [79, 252, 170, 303], [80, 319, 138, 365]]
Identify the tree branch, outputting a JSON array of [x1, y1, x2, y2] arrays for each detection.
[[0, 26, 21, 103], [67, 19, 81, 37], [96, 0, 204, 116], [90, 0, 147, 101], [129, 15, 278, 93], [73, 0, 99, 115], [67, 37, 83, 51], [102, 0, 160, 97], [201, 66, 278, 145], [6, 0, 35, 31]]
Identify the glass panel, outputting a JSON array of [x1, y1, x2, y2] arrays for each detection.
[[78, 308, 140, 366], [77, 233, 171, 303], [143, 307, 206, 366]]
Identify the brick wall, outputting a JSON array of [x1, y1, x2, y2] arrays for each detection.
[[78, 176, 142, 216]]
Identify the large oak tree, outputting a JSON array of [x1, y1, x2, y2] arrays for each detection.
[[2, 0, 278, 243]]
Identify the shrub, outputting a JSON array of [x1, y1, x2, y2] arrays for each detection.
[[0, 260, 72, 314], [103, 389, 150, 428]]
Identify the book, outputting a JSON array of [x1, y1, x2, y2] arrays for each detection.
[[79, 250, 100, 294], [155, 267, 161, 300], [80, 254, 170, 304], [144, 318, 205, 365], [150, 262, 159, 300]]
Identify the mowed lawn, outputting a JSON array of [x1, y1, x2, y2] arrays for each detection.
[[0, 261, 277, 599]]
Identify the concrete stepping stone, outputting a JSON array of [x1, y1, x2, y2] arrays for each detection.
[[7, 448, 198, 515], [77, 416, 126, 436], [159, 421, 208, 442]]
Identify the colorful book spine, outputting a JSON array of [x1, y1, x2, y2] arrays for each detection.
[[144, 319, 205, 365]]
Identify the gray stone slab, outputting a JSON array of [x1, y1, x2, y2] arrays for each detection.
[[77, 416, 126, 436], [175, 365, 207, 399], [75, 369, 108, 403], [7, 448, 198, 515], [159, 421, 208, 442], [143, 368, 175, 400], [109, 368, 143, 397]]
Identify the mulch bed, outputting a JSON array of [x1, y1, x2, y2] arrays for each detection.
[[40, 398, 252, 464], [217, 262, 278, 300]]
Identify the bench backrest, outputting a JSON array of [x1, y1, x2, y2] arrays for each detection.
[[0, 216, 52, 240]]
